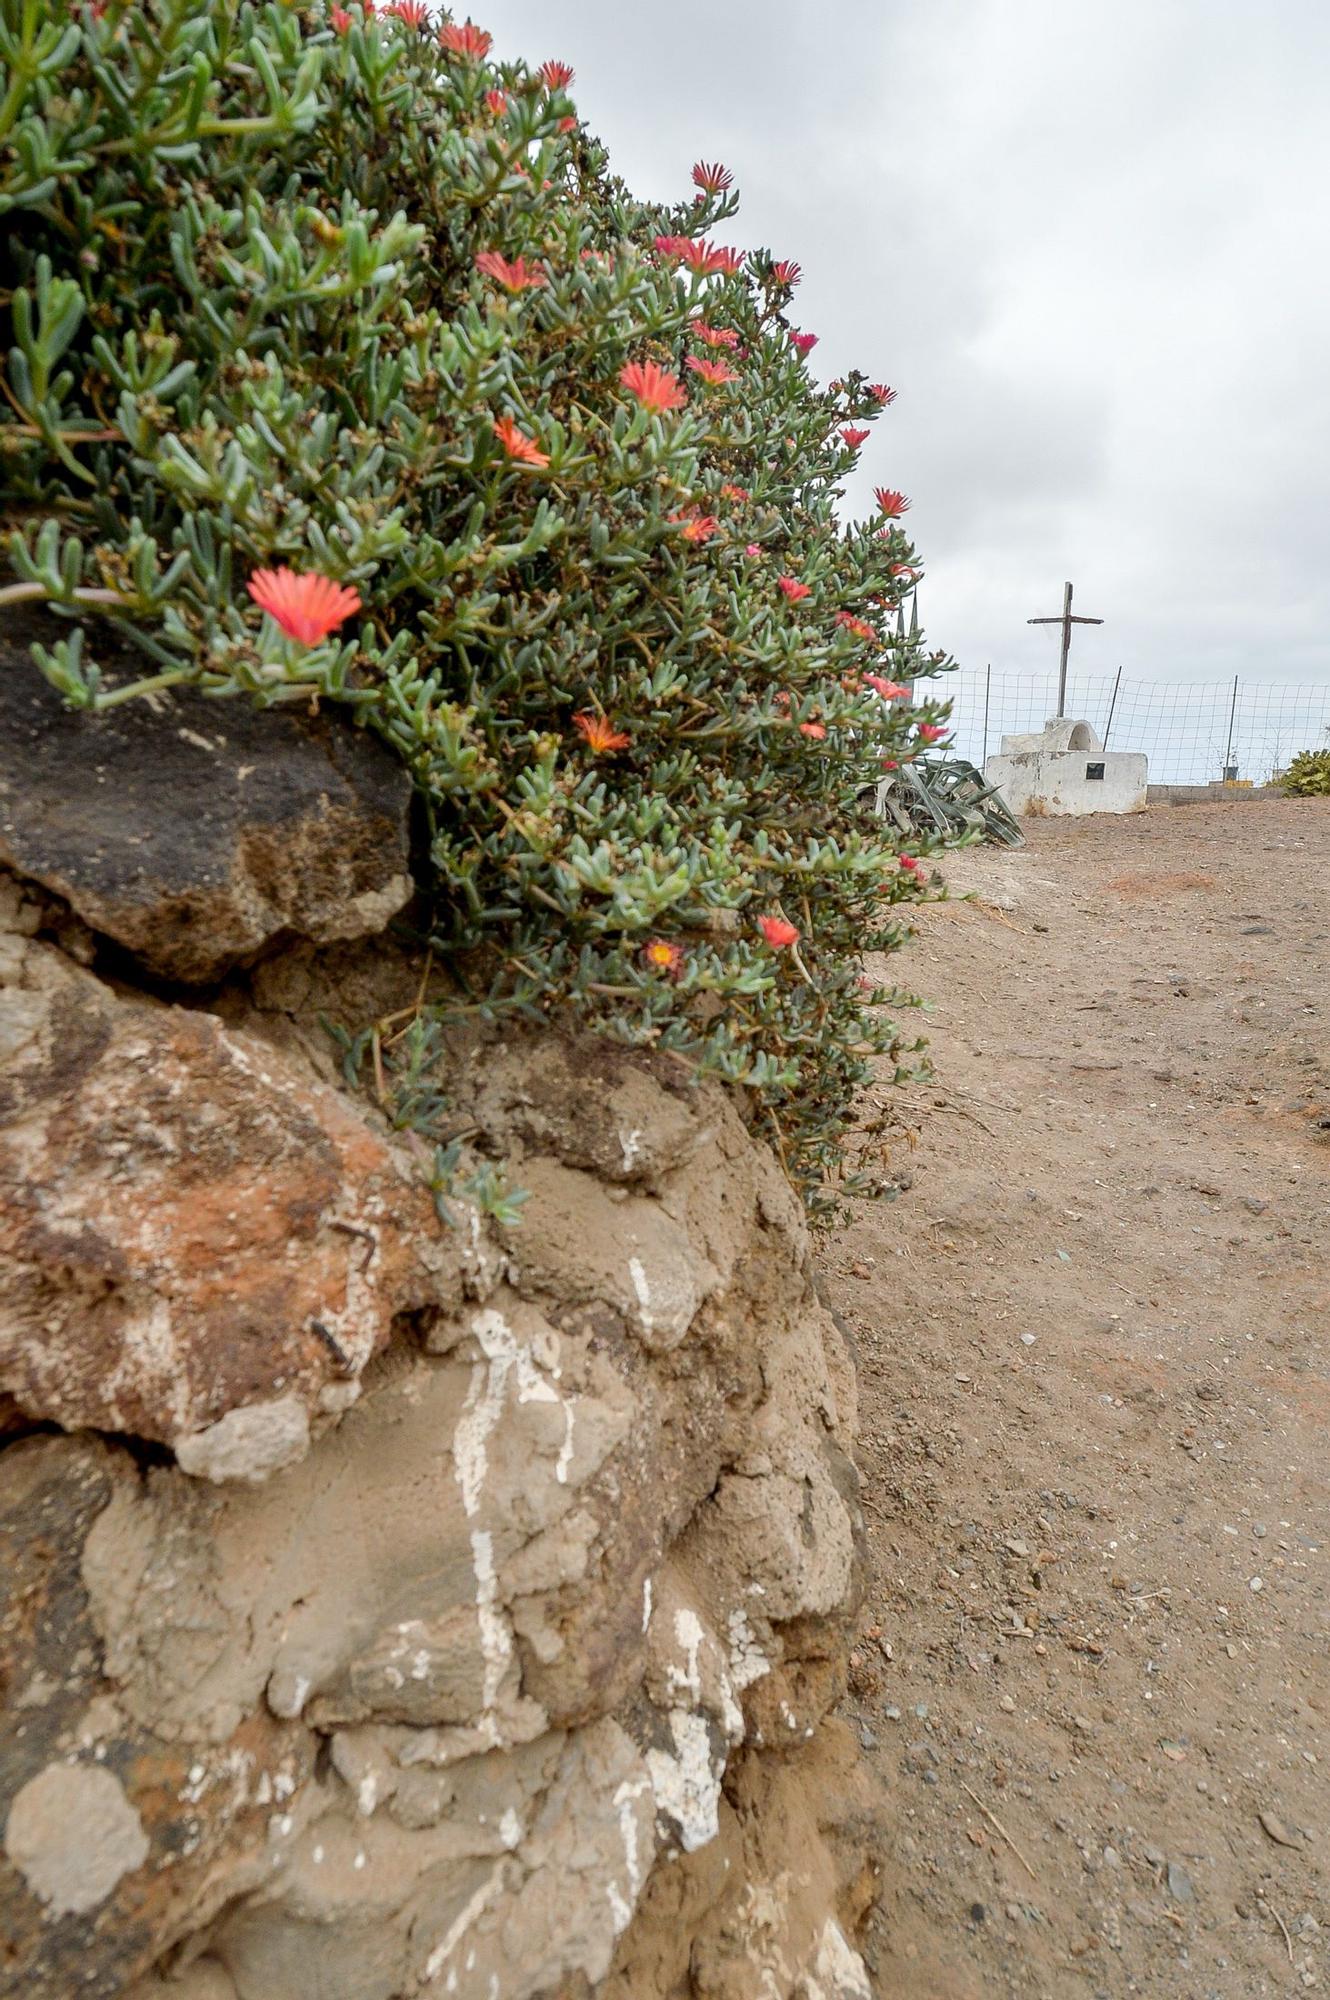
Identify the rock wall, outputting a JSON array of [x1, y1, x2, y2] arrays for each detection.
[[0, 690, 874, 1999]]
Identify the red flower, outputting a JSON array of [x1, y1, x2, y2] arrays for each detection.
[[643, 937, 685, 977], [799, 721, 827, 740], [874, 488, 910, 518], [440, 19, 492, 57], [672, 512, 720, 544], [558, 114, 577, 131], [475, 251, 546, 293], [573, 711, 630, 752], [247, 568, 362, 645], [880, 759, 899, 772], [694, 322, 741, 349], [839, 426, 870, 449], [918, 723, 948, 743], [686, 355, 739, 386], [777, 575, 811, 602], [653, 234, 692, 260], [899, 854, 922, 872], [539, 58, 575, 88], [619, 359, 688, 413], [719, 482, 749, 502], [666, 238, 744, 276], [891, 563, 920, 581], [691, 160, 734, 194], [758, 915, 800, 948], [772, 691, 791, 710], [868, 384, 898, 405], [386, 0, 429, 25], [772, 259, 802, 287], [330, 5, 352, 28], [864, 673, 909, 698], [790, 330, 818, 355], [492, 415, 550, 467], [835, 611, 878, 643], [484, 87, 508, 113]]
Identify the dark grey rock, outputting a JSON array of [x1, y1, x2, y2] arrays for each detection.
[[0, 612, 413, 982]]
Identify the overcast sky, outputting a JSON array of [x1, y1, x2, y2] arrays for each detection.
[[479, 0, 1330, 688]]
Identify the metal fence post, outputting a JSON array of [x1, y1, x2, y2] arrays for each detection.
[[1102, 665, 1122, 749], [1223, 674, 1239, 779], [981, 663, 991, 765]]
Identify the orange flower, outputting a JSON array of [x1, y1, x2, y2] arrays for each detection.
[[836, 611, 878, 642], [440, 19, 492, 57], [777, 575, 811, 602], [799, 721, 827, 740], [484, 87, 508, 113], [539, 58, 575, 87], [686, 355, 739, 386], [386, 0, 429, 25], [247, 568, 362, 645], [694, 322, 741, 349], [865, 673, 909, 698], [643, 937, 685, 976], [492, 415, 550, 467], [672, 512, 720, 544], [758, 915, 799, 948], [573, 711, 630, 753], [619, 360, 687, 413], [475, 251, 546, 292], [719, 482, 749, 502], [330, 4, 352, 26]]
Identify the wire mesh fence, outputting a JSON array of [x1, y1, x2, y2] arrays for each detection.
[[939, 668, 1330, 786]]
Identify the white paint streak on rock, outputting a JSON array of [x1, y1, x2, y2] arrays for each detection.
[[642, 1576, 654, 1633], [422, 1863, 506, 1983], [606, 1773, 652, 1935], [645, 1709, 722, 1852], [668, 1607, 705, 1704]]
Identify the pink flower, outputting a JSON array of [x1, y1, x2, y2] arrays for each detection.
[[484, 88, 508, 113], [247, 568, 362, 645], [686, 355, 739, 385], [758, 915, 800, 948], [839, 426, 870, 449], [772, 259, 801, 287], [692, 160, 734, 193], [777, 575, 811, 602], [475, 251, 546, 293], [790, 330, 818, 355], [659, 238, 744, 276], [694, 322, 741, 349], [539, 58, 575, 88], [619, 359, 688, 413], [918, 723, 948, 743], [745, 543, 762, 557], [492, 415, 549, 467], [799, 721, 827, 740], [864, 673, 909, 698], [868, 384, 897, 405], [440, 19, 492, 57]]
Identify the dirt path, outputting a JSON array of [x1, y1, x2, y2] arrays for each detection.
[[825, 799, 1330, 1998]]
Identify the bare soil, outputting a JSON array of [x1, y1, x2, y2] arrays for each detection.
[[826, 799, 1330, 1998]]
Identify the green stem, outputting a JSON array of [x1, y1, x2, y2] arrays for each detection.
[[0, 582, 133, 608], [93, 668, 195, 709]]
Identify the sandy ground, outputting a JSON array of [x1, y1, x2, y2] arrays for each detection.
[[824, 799, 1330, 1998]]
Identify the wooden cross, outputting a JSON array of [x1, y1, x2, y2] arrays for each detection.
[[1028, 581, 1104, 718]]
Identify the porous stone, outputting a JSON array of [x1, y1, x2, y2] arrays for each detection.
[[4, 1761, 149, 1916]]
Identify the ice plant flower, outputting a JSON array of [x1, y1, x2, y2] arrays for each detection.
[[874, 488, 910, 518], [694, 322, 741, 349], [835, 611, 878, 642], [868, 384, 898, 405], [719, 482, 749, 502], [669, 239, 743, 275], [917, 722, 948, 743], [385, 0, 429, 26], [484, 88, 508, 113], [772, 259, 802, 287], [864, 673, 909, 698], [672, 512, 720, 544], [330, 5, 352, 28], [440, 20, 492, 57], [691, 160, 734, 194], [558, 114, 577, 131], [643, 937, 685, 977], [619, 359, 687, 413], [247, 568, 362, 645], [475, 251, 546, 293], [539, 58, 575, 87], [799, 721, 827, 740], [686, 355, 739, 386], [492, 416, 549, 467], [573, 711, 630, 752], [777, 575, 812, 602], [839, 426, 870, 449], [789, 330, 818, 355], [745, 543, 763, 557], [758, 915, 800, 948], [880, 758, 899, 771], [899, 853, 922, 872]]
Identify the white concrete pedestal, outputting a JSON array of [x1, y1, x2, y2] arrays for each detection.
[[984, 719, 1147, 816]]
